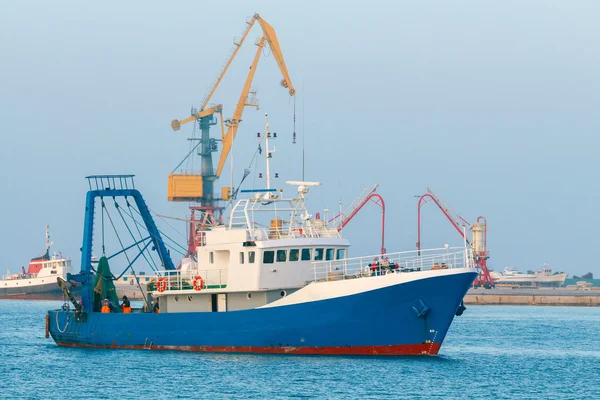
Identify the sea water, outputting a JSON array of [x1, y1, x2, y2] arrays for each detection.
[[0, 301, 598, 399]]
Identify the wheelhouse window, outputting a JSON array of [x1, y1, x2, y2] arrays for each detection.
[[314, 248, 324, 261], [336, 248, 346, 260], [276, 250, 287, 262], [263, 251, 274, 264], [249, 251, 256, 263], [239, 252, 245, 264], [301, 248, 311, 261], [325, 248, 334, 261], [289, 249, 299, 262]]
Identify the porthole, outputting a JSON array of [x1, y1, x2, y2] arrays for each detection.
[[247, 293, 252, 299], [187, 295, 193, 301], [280, 290, 286, 297], [174, 296, 179, 302]]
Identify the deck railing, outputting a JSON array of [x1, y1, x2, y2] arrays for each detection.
[[153, 268, 228, 291], [311, 247, 473, 282]]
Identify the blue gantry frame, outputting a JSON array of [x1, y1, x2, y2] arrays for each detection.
[[75, 175, 175, 312]]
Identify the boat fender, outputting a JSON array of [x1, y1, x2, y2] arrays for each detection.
[[157, 277, 167, 292], [193, 276, 204, 291], [455, 301, 466, 316]]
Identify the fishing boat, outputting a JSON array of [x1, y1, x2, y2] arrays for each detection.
[[1, 226, 73, 300], [46, 169, 477, 355]]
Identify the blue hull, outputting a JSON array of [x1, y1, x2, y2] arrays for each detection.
[[48, 271, 477, 355]]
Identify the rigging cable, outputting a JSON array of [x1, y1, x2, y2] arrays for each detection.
[[115, 199, 159, 273], [127, 207, 187, 256], [101, 199, 106, 256], [103, 201, 151, 310], [124, 200, 159, 271]]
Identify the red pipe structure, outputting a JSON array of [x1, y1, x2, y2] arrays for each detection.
[[417, 191, 494, 288], [329, 193, 386, 255], [417, 193, 468, 254]]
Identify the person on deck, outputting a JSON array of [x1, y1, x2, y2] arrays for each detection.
[[100, 299, 111, 313], [153, 298, 160, 313], [121, 295, 131, 313]]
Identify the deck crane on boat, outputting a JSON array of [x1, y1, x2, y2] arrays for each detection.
[[417, 187, 494, 288], [327, 185, 386, 255], [169, 14, 296, 259]]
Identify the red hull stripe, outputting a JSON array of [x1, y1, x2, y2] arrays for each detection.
[[56, 342, 442, 356]]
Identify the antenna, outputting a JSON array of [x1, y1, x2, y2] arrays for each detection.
[[302, 81, 305, 181]]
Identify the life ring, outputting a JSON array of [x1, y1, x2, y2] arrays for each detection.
[[157, 277, 167, 292], [193, 276, 204, 291]]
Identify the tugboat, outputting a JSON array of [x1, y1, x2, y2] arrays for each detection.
[[1, 225, 73, 300], [47, 170, 477, 355]]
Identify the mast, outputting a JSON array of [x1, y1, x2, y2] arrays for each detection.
[[265, 113, 272, 190], [45, 224, 51, 252]]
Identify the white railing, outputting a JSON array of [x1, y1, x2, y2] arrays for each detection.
[[154, 268, 228, 291], [229, 195, 341, 241], [311, 247, 473, 282]]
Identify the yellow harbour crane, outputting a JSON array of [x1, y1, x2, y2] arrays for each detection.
[[168, 14, 295, 257]]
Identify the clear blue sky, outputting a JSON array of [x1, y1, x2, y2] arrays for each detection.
[[1, 1, 598, 276]]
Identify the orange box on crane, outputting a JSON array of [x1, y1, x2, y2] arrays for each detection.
[[167, 173, 203, 202]]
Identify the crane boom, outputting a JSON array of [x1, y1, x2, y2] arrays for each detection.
[[201, 18, 256, 110], [171, 104, 223, 132], [215, 15, 296, 178], [199, 13, 294, 112], [255, 17, 296, 96], [215, 37, 264, 178]]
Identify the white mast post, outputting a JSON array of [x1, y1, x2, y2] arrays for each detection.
[[265, 113, 271, 190]]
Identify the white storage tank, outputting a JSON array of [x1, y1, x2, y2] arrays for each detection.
[[471, 222, 485, 253]]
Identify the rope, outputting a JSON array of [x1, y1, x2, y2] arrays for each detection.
[[55, 312, 70, 333]]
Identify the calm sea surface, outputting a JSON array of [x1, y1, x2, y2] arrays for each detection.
[[0, 301, 598, 399]]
